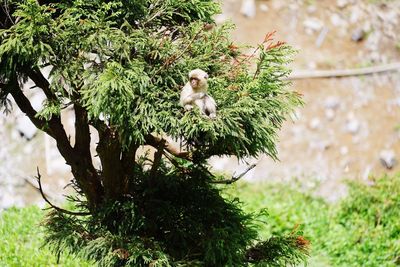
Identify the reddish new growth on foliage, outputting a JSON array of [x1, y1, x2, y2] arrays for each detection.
[[263, 30, 286, 50], [266, 40, 286, 51], [296, 236, 310, 251], [290, 224, 310, 253], [233, 30, 286, 68], [225, 31, 288, 82], [263, 30, 277, 43]]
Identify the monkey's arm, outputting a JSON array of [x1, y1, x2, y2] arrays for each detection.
[[185, 92, 205, 103], [180, 91, 205, 106]]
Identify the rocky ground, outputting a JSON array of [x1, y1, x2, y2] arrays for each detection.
[[211, 0, 400, 202], [1, 0, 400, 208]]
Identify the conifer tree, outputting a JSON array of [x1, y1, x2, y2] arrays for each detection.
[[0, 0, 307, 266]]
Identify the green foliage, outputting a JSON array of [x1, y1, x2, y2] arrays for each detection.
[[0, 0, 304, 266], [232, 175, 400, 267], [0, 0, 299, 158], [0, 206, 91, 266], [43, 171, 308, 267], [35, 99, 61, 120], [226, 182, 330, 266], [325, 176, 400, 267], [3, 176, 400, 266]]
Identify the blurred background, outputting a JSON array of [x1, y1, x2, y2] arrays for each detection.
[[1, 0, 400, 208]]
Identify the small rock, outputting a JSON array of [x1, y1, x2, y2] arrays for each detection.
[[345, 119, 360, 134], [307, 61, 317, 70], [0, 189, 24, 210], [351, 28, 366, 42], [303, 17, 324, 34], [259, 4, 268, 12], [309, 140, 331, 151], [369, 51, 381, 63], [330, 13, 346, 27], [362, 21, 372, 33], [379, 150, 397, 169], [393, 98, 400, 107], [350, 6, 363, 23], [324, 96, 341, 110], [340, 146, 349, 155], [307, 5, 317, 14], [336, 0, 349, 9], [271, 1, 285, 10], [377, 10, 398, 25], [240, 0, 256, 18], [309, 118, 321, 130], [325, 109, 335, 121]]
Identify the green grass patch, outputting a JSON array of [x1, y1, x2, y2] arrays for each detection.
[[226, 175, 400, 267], [0, 206, 92, 267], [1, 175, 400, 266]]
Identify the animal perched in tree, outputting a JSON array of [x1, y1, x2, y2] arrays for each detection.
[[180, 69, 217, 119]]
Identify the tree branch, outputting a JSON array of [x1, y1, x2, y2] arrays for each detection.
[[73, 103, 91, 154], [35, 167, 90, 216], [9, 74, 103, 208], [10, 71, 73, 152], [149, 139, 166, 178], [121, 143, 139, 193], [24, 67, 58, 101], [89, 118, 109, 133], [211, 164, 257, 185], [145, 134, 192, 160], [8, 76, 49, 131], [97, 127, 125, 199], [121, 143, 138, 171]]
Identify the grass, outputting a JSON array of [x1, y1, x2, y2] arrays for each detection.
[[0, 206, 92, 267], [1, 175, 400, 266], [227, 175, 400, 267]]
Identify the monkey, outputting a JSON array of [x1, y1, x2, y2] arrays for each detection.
[[180, 69, 217, 119]]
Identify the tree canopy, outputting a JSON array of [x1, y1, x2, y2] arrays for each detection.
[[0, 0, 306, 266]]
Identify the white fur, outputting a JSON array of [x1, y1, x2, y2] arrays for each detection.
[[180, 69, 217, 119]]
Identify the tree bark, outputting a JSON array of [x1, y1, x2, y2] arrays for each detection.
[[96, 127, 125, 199], [8, 73, 104, 210]]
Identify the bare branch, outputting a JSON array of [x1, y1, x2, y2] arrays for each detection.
[[121, 143, 138, 171], [149, 139, 166, 178], [35, 167, 90, 216], [8, 76, 49, 130], [145, 134, 192, 161], [211, 164, 257, 185], [9, 73, 73, 153], [24, 67, 58, 101], [9, 75, 103, 207], [89, 118, 109, 133], [74, 103, 91, 154]]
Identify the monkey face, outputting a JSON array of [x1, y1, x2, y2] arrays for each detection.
[[190, 77, 200, 88], [188, 69, 209, 89]]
